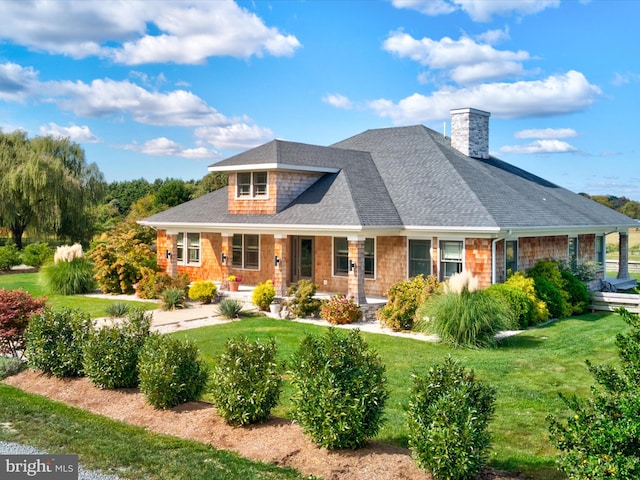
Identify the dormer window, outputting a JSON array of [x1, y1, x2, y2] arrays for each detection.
[[237, 172, 268, 198]]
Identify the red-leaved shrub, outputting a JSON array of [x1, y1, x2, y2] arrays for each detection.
[[0, 289, 47, 357]]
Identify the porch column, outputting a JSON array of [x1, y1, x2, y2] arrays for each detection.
[[617, 232, 630, 279], [220, 233, 233, 290], [165, 233, 178, 277], [348, 236, 367, 305], [274, 234, 287, 297]]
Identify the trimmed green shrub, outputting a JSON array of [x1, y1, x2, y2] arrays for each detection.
[[377, 274, 441, 331], [533, 277, 569, 319], [0, 244, 21, 271], [505, 272, 549, 324], [527, 260, 571, 319], [561, 269, 590, 315], [41, 257, 96, 295], [0, 289, 47, 357], [82, 310, 151, 389], [548, 308, 640, 479], [417, 289, 511, 348], [188, 280, 218, 304], [486, 283, 534, 329], [320, 294, 362, 324], [0, 356, 27, 379], [407, 356, 496, 480], [289, 328, 388, 449], [285, 280, 322, 318], [217, 298, 244, 319], [210, 336, 281, 425], [161, 287, 186, 310], [251, 280, 276, 310], [21, 242, 52, 268], [138, 334, 209, 409], [25, 308, 92, 378]]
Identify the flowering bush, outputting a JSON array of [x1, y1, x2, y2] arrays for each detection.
[[320, 295, 362, 325]]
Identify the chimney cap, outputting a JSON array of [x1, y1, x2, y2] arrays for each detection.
[[450, 107, 490, 117]]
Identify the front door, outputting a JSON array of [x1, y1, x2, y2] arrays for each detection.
[[291, 236, 314, 283]]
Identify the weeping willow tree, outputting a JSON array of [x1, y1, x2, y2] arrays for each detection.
[[0, 131, 106, 249]]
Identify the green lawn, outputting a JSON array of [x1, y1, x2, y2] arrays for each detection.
[[0, 272, 157, 317], [0, 384, 312, 480], [176, 312, 628, 480]]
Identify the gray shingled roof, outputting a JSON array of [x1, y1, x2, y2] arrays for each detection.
[[142, 125, 637, 231]]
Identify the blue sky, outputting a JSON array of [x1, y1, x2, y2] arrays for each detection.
[[1, 0, 639, 200]]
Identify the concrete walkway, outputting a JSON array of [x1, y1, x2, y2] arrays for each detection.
[[87, 286, 523, 342]]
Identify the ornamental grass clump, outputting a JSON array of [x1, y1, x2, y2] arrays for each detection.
[[138, 334, 209, 409], [41, 244, 96, 295], [217, 298, 244, 319], [416, 271, 511, 348], [407, 356, 496, 480], [289, 328, 388, 449], [210, 336, 281, 425]]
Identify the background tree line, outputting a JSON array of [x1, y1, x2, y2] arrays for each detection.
[[0, 130, 227, 249], [580, 193, 640, 219]]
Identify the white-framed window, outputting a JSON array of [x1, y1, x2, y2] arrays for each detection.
[[232, 234, 260, 269], [236, 172, 268, 198], [333, 237, 375, 278], [176, 232, 201, 265], [505, 239, 518, 275], [595, 235, 605, 267], [408, 239, 431, 277], [439, 240, 463, 281]]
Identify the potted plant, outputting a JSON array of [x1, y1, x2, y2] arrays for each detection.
[[270, 297, 282, 315], [228, 275, 242, 292]]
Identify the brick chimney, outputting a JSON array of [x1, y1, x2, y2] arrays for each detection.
[[450, 108, 490, 159]]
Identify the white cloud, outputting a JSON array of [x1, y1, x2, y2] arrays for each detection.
[[0, 62, 40, 102], [612, 72, 640, 86], [123, 137, 218, 159], [45, 78, 230, 127], [39, 123, 101, 143], [515, 128, 578, 139], [456, 0, 560, 22], [365, 70, 601, 124], [475, 27, 510, 45], [391, 0, 560, 22], [322, 94, 353, 109], [383, 32, 530, 84], [0, 61, 274, 153], [391, 0, 457, 16], [0, 0, 301, 64], [499, 139, 578, 154], [195, 124, 274, 151]]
